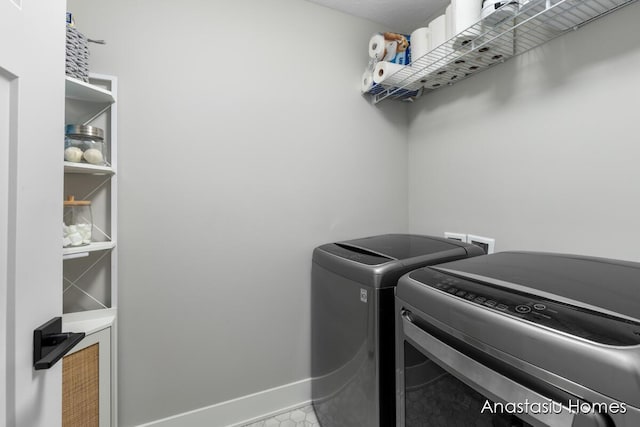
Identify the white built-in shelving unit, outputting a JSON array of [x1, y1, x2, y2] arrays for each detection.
[[63, 73, 118, 426], [63, 73, 117, 311]]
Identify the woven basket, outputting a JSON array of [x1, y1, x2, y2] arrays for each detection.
[[66, 26, 90, 82]]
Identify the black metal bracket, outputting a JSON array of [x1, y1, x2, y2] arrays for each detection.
[[33, 317, 85, 370]]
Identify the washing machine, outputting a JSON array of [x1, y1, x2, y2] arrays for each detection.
[[311, 234, 484, 427], [396, 251, 640, 427]]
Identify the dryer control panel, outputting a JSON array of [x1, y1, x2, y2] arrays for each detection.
[[408, 269, 640, 346]]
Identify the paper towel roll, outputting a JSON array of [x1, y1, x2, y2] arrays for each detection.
[[449, 57, 484, 74], [368, 34, 385, 59], [432, 68, 465, 84], [481, 1, 519, 25], [452, 0, 482, 33], [411, 68, 431, 87], [373, 61, 420, 89], [361, 69, 386, 95], [445, 70, 465, 83], [445, 5, 454, 40], [361, 69, 374, 93], [410, 27, 430, 63], [456, 45, 499, 68], [428, 14, 447, 51], [483, 0, 519, 8], [368, 32, 412, 64], [475, 44, 509, 64], [424, 79, 444, 90], [373, 61, 405, 85]]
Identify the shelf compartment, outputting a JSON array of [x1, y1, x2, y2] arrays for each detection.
[[63, 241, 115, 259], [372, 0, 637, 104], [65, 76, 114, 104], [65, 76, 115, 125], [64, 162, 115, 175]]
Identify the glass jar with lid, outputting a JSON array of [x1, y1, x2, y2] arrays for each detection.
[[64, 124, 109, 166], [63, 196, 93, 247]]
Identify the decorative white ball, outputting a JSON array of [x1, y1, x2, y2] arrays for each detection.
[[64, 146, 84, 163], [83, 148, 104, 165]]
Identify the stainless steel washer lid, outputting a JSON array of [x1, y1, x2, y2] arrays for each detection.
[[313, 234, 484, 289], [340, 233, 475, 260], [432, 251, 640, 321]]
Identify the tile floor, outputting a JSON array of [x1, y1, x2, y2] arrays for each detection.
[[242, 405, 320, 427]]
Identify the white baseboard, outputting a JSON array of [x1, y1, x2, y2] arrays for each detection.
[[136, 378, 311, 427]]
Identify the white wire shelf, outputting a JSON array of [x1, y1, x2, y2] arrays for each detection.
[[370, 0, 637, 104]]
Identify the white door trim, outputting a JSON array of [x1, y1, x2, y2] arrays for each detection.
[[0, 59, 19, 427]]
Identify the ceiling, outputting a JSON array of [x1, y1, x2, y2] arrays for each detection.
[[304, 0, 450, 33]]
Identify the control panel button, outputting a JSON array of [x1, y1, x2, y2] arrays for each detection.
[[447, 288, 457, 294], [456, 291, 466, 297], [485, 300, 497, 307], [496, 304, 508, 311], [464, 293, 476, 300], [475, 297, 486, 303], [533, 303, 547, 311], [516, 305, 532, 314]]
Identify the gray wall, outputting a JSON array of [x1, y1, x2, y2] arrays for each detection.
[[65, 0, 640, 425], [408, 2, 640, 262], [67, 1, 408, 425]]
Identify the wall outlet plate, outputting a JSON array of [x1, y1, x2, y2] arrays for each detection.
[[444, 232, 467, 242], [467, 234, 495, 254]]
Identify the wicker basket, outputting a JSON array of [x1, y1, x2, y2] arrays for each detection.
[[66, 26, 90, 82]]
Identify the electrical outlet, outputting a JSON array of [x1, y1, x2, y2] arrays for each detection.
[[467, 234, 495, 254], [444, 232, 467, 243]]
